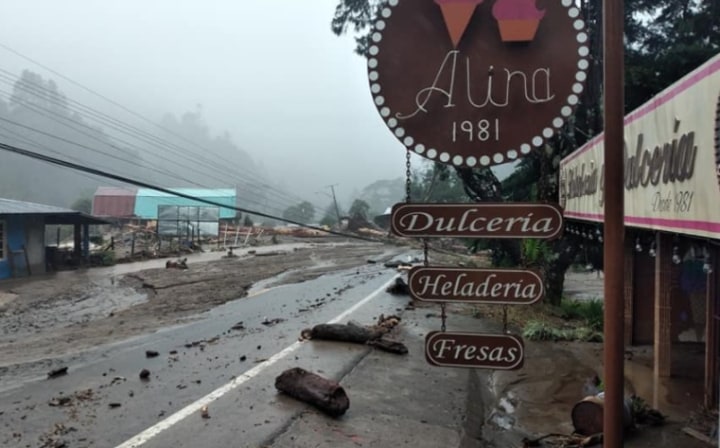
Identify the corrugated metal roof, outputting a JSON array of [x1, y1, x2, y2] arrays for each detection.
[[136, 188, 236, 198], [0, 197, 78, 215], [94, 186, 138, 197]]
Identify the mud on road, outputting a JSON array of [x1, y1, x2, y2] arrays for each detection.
[[0, 241, 400, 371]]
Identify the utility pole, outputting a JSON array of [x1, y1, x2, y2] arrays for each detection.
[[322, 184, 342, 224]]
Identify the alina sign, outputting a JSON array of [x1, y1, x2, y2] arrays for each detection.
[[368, 0, 588, 168], [425, 331, 524, 369], [409, 267, 543, 304], [390, 203, 563, 239]]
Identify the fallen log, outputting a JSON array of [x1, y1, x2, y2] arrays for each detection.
[[367, 338, 408, 355], [308, 323, 384, 343], [275, 367, 349, 417]]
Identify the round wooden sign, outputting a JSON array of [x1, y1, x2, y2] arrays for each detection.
[[368, 0, 588, 167]]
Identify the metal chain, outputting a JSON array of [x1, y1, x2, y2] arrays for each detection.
[[503, 305, 508, 333], [441, 303, 447, 332], [405, 150, 412, 203]]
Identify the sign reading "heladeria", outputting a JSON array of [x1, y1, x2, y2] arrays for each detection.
[[409, 267, 543, 305], [391, 203, 563, 239]]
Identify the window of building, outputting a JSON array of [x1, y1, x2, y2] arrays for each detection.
[[0, 220, 4, 260]]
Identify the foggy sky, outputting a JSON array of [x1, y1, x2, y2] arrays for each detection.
[[0, 0, 513, 207]]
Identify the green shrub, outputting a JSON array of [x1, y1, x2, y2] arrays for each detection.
[[523, 321, 568, 341], [558, 298, 604, 331], [100, 251, 116, 266], [523, 320, 604, 342]]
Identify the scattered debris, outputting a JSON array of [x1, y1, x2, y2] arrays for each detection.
[[366, 259, 377, 264], [240, 355, 247, 362], [223, 248, 238, 258], [169, 350, 178, 355], [200, 405, 210, 419], [521, 433, 603, 448], [110, 376, 126, 386], [571, 393, 633, 436], [261, 317, 286, 326], [682, 426, 717, 446], [275, 367, 349, 417], [231, 322, 246, 331], [165, 258, 188, 269], [48, 396, 72, 407], [47, 367, 68, 379], [300, 315, 406, 354], [145, 350, 159, 358], [630, 395, 665, 426], [386, 277, 410, 295], [367, 338, 409, 355], [139, 369, 151, 380], [108, 402, 122, 409]]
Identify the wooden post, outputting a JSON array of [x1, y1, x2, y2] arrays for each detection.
[[603, 0, 626, 444], [705, 246, 718, 408], [653, 232, 673, 409], [624, 237, 635, 346]]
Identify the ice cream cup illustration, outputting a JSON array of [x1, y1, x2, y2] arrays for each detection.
[[491, 0, 546, 42], [435, 0, 485, 48]]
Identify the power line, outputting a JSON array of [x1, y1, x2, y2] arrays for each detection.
[[0, 140, 380, 242], [0, 69, 327, 213], [0, 45, 326, 209]]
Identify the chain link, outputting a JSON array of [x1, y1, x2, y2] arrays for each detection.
[[503, 305, 508, 333], [441, 303, 447, 332], [405, 150, 412, 203]]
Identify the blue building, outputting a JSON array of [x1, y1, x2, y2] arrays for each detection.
[[133, 188, 237, 220], [0, 198, 107, 280]]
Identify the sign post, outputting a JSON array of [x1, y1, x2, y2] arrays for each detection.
[[603, 0, 625, 446], [369, 0, 587, 373]]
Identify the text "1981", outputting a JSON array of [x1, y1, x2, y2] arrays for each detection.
[[452, 119, 500, 143]]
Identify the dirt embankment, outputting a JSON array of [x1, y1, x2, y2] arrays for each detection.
[[0, 242, 398, 369]]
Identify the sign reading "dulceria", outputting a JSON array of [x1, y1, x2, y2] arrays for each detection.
[[391, 203, 563, 239], [425, 331, 524, 370], [409, 267, 543, 305]]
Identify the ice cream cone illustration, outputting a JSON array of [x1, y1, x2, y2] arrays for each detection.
[[435, 0, 485, 48], [491, 0, 546, 42]]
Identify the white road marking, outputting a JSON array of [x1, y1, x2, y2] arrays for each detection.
[[114, 274, 399, 448]]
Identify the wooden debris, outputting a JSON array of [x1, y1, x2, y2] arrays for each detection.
[[200, 405, 210, 419], [521, 433, 603, 448], [386, 277, 410, 295], [299, 315, 406, 354], [682, 427, 718, 446], [367, 338, 408, 355], [47, 367, 68, 379], [261, 317, 286, 326], [275, 367, 349, 417], [165, 258, 188, 269], [306, 322, 384, 344]]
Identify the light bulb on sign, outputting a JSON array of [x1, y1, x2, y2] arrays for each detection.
[[672, 246, 682, 265], [635, 238, 642, 253]]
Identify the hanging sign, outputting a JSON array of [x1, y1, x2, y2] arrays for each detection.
[[367, 0, 588, 168], [409, 266, 543, 304], [425, 331, 524, 369], [390, 202, 563, 239]]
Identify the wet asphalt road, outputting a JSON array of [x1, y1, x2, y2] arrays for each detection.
[[0, 256, 411, 448]]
